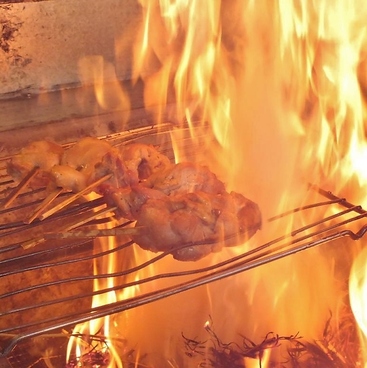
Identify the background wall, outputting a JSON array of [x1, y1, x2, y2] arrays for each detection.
[[0, 0, 142, 96]]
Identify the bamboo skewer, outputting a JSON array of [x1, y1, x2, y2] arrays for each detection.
[[61, 206, 118, 232], [25, 187, 65, 224], [21, 206, 118, 249], [38, 174, 113, 221], [45, 226, 142, 239], [2, 166, 40, 209]]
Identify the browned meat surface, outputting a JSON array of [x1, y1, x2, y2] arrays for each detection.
[[121, 143, 172, 180], [50, 165, 88, 193], [94, 147, 139, 190], [99, 157, 262, 261], [7, 140, 64, 187], [145, 162, 226, 195], [133, 191, 262, 261], [7, 137, 113, 192], [7, 138, 261, 262], [94, 143, 172, 190], [61, 137, 112, 186], [49, 137, 116, 193], [101, 184, 166, 220]]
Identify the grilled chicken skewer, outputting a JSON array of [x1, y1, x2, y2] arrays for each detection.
[[99, 160, 262, 261], [7, 137, 262, 260], [6, 138, 114, 220]]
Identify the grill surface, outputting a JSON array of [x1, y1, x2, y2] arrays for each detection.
[[0, 123, 366, 366]]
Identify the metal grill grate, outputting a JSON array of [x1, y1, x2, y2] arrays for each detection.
[[0, 124, 366, 363]]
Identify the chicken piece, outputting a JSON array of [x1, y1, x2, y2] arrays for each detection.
[[94, 142, 172, 194], [94, 147, 139, 190], [133, 191, 262, 261], [61, 137, 112, 185], [145, 161, 226, 195], [50, 165, 88, 193], [121, 143, 172, 180], [7, 140, 64, 187], [100, 184, 166, 220]]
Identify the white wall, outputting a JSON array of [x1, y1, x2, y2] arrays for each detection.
[[0, 0, 142, 96]]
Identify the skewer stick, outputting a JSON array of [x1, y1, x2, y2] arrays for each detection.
[[61, 206, 118, 232], [22, 236, 46, 250], [39, 174, 113, 220], [22, 206, 118, 249], [45, 226, 142, 239], [2, 166, 40, 209], [25, 187, 64, 224]]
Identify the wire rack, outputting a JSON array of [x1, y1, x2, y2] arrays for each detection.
[[0, 123, 366, 364]]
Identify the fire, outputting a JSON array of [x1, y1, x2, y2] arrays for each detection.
[[66, 232, 141, 368], [350, 246, 367, 364], [132, 0, 367, 365], [134, 0, 234, 164], [65, 190, 140, 368], [64, 0, 367, 366], [77, 55, 131, 129]]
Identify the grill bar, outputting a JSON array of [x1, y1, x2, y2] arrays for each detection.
[[0, 125, 366, 361]]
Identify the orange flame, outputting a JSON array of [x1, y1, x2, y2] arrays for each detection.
[[66, 0, 367, 366], [131, 0, 367, 365], [350, 246, 367, 364], [77, 55, 131, 129]]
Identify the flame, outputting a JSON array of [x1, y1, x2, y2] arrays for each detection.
[[350, 246, 367, 364], [66, 236, 121, 368], [130, 0, 367, 365], [134, 0, 234, 161], [65, 192, 140, 368], [64, 53, 133, 365], [64, 0, 367, 365], [277, 1, 367, 196], [77, 55, 131, 129]]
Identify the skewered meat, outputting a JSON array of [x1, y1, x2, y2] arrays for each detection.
[[7, 140, 64, 187], [50, 165, 88, 193], [100, 160, 226, 220], [94, 147, 139, 190], [98, 156, 262, 260], [133, 190, 262, 261], [121, 143, 172, 180], [61, 137, 112, 169], [101, 184, 166, 220], [7, 137, 113, 192], [94, 143, 172, 190], [145, 162, 226, 195], [7, 138, 171, 195], [60, 137, 112, 185], [49, 137, 117, 193], [7, 137, 262, 261]]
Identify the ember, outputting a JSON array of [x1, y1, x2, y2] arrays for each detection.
[[184, 312, 360, 368], [66, 350, 110, 368]]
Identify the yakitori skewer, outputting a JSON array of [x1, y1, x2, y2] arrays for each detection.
[[38, 174, 113, 221], [2, 166, 40, 209], [45, 226, 142, 239], [21, 204, 117, 249], [25, 187, 64, 224]]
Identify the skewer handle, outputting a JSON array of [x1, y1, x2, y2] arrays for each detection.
[[2, 166, 40, 209], [45, 226, 142, 239]]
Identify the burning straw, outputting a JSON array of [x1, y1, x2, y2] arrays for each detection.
[[64, 330, 135, 368], [183, 313, 361, 368]]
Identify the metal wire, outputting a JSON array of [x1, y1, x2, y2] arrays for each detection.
[[0, 125, 366, 360]]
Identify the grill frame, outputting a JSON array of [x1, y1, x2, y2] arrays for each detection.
[[0, 122, 366, 366]]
